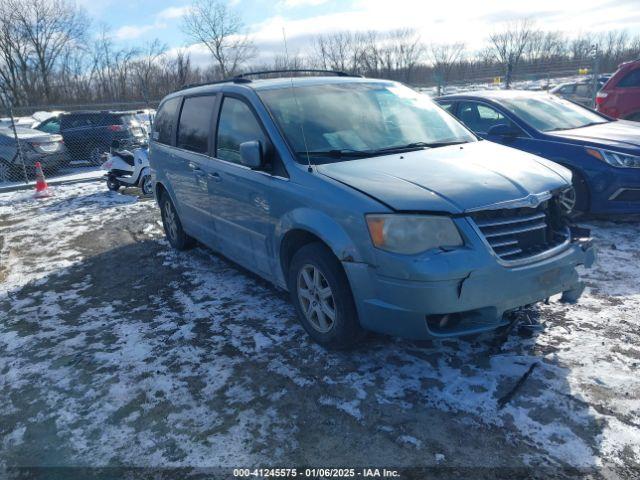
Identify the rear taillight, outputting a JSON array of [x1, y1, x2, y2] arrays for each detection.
[[595, 92, 608, 105], [108, 124, 124, 132]]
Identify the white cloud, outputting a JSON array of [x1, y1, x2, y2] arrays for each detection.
[[248, 0, 640, 52], [113, 4, 191, 41], [114, 24, 166, 41], [280, 0, 330, 7], [157, 6, 192, 20]]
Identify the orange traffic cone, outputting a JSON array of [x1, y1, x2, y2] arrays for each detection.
[[34, 162, 51, 198]]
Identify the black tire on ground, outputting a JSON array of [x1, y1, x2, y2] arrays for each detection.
[[140, 174, 153, 196], [569, 168, 590, 215], [160, 192, 195, 250], [106, 175, 120, 191], [0, 159, 19, 183], [288, 242, 364, 350]]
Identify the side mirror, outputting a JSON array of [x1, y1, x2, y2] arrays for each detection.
[[487, 123, 521, 137], [239, 140, 263, 169]]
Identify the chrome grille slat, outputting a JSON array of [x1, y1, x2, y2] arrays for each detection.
[[491, 239, 518, 248], [483, 222, 547, 238], [470, 197, 570, 264], [497, 247, 523, 257], [474, 212, 546, 228]]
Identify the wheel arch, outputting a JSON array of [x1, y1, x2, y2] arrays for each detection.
[[276, 209, 366, 289]]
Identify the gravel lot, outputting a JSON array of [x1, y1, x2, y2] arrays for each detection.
[[0, 182, 639, 479]]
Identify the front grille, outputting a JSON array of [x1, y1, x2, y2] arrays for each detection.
[[470, 200, 569, 263]]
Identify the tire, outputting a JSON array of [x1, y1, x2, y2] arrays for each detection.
[[160, 192, 195, 250], [140, 174, 153, 196], [0, 159, 18, 183], [288, 242, 364, 350], [106, 175, 120, 191], [568, 168, 590, 215]]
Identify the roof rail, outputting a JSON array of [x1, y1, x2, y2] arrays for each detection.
[[179, 77, 244, 91], [177, 69, 359, 92], [234, 69, 356, 79]]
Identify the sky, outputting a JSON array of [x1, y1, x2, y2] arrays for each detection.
[[77, 0, 640, 66]]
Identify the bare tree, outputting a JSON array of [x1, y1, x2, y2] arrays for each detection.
[[430, 42, 465, 94], [313, 31, 364, 73], [9, 0, 87, 102], [181, 0, 255, 78], [133, 39, 167, 99], [489, 19, 537, 88]]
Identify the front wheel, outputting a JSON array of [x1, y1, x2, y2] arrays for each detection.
[[140, 174, 153, 196], [288, 242, 364, 350], [160, 192, 195, 250], [568, 169, 589, 215], [106, 175, 120, 191]]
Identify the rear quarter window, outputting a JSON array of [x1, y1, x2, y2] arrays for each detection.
[[177, 95, 217, 154], [153, 97, 182, 145], [618, 69, 640, 88]]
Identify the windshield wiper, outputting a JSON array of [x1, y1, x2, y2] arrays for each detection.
[[296, 149, 373, 159], [369, 140, 469, 154]]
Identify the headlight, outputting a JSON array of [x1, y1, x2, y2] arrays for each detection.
[[366, 214, 463, 255], [586, 148, 640, 168]]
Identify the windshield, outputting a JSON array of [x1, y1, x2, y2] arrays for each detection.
[[499, 94, 609, 132], [258, 82, 476, 163]]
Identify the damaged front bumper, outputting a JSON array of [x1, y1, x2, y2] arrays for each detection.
[[344, 225, 596, 339]]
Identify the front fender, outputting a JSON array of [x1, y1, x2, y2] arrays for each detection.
[[274, 207, 369, 285]]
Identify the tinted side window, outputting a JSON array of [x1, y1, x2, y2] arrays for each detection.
[[153, 97, 181, 145], [439, 102, 454, 112], [458, 102, 516, 134], [618, 69, 640, 88], [39, 118, 60, 134], [216, 97, 266, 164], [575, 84, 591, 96], [177, 95, 217, 154]]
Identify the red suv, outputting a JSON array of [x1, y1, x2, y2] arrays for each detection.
[[596, 59, 640, 121]]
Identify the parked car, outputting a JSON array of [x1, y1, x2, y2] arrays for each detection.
[[35, 110, 147, 164], [597, 59, 640, 121], [0, 127, 67, 182], [150, 73, 594, 349], [550, 81, 596, 107], [437, 90, 640, 215]]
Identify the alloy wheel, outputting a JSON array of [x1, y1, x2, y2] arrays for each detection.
[[559, 187, 577, 214], [163, 200, 178, 242], [141, 175, 153, 195], [297, 264, 336, 333]]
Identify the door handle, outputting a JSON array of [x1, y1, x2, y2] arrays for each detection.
[[187, 161, 201, 171], [208, 172, 222, 182]]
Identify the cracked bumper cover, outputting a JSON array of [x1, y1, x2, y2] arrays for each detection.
[[343, 231, 596, 339]]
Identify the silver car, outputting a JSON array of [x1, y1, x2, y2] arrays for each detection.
[[0, 127, 67, 182]]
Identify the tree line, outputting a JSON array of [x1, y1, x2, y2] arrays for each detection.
[[1, 0, 639, 110]]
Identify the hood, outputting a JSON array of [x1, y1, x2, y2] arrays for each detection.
[[0, 127, 57, 142], [317, 141, 570, 214], [546, 120, 640, 152]]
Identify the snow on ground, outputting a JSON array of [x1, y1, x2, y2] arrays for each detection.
[[0, 166, 104, 192], [0, 182, 638, 477]]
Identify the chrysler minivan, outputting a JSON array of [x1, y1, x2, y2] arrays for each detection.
[[149, 73, 595, 349]]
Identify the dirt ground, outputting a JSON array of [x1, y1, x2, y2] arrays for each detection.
[[0, 182, 639, 479]]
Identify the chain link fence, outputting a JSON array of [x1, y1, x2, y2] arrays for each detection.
[[0, 102, 158, 188], [0, 57, 611, 188]]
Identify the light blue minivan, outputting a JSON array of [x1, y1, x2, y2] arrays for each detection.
[[149, 72, 595, 349]]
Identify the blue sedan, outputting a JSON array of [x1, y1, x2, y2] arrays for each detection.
[[436, 91, 640, 214]]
